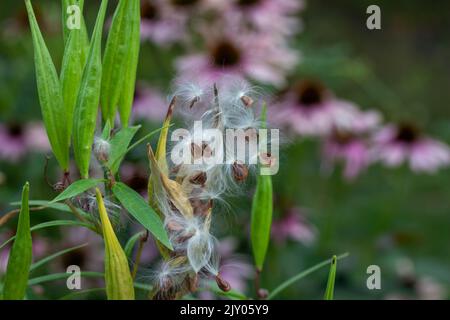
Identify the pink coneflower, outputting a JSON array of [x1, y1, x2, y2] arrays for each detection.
[[24, 121, 51, 153], [372, 123, 450, 173], [140, 0, 188, 46], [271, 81, 370, 137], [271, 207, 317, 246], [175, 30, 298, 87], [0, 123, 27, 162], [219, 0, 304, 36], [322, 131, 372, 181], [131, 84, 169, 123]]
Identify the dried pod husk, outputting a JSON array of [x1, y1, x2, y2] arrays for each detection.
[[232, 161, 249, 182]]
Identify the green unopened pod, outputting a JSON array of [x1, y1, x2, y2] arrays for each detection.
[[3, 182, 32, 300]]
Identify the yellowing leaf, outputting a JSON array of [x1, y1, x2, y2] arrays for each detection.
[[95, 188, 134, 300]]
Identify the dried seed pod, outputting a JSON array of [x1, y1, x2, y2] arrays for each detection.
[[240, 95, 254, 107], [232, 161, 249, 182], [189, 171, 207, 186], [215, 274, 231, 292]]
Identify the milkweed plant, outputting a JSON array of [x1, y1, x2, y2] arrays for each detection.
[[0, 0, 345, 300]]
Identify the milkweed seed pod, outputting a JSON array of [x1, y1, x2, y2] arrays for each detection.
[[148, 77, 267, 299]]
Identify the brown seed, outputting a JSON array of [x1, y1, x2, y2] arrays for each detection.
[[215, 274, 231, 292], [240, 95, 254, 107], [189, 171, 207, 186], [189, 96, 200, 109], [232, 161, 249, 182]]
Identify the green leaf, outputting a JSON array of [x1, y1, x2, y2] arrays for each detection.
[[60, 0, 89, 148], [72, 0, 108, 178], [268, 253, 349, 300], [118, 0, 140, 127], [124, 231, 145, 258], [30, 243, 88, 272], [250, 104, 273, 271], [10, 200, 73, 213], [25, 0, 69, 171], [101, 0, 140, 125], [107, 125, 140, 175], [324, 255, 338, 300], [50, 178, 104, 203], [1, 220, 93, 250], [28, 271, 104, 286], [101, 120, 112, 140], [96, 188, 135, 300], [3, 182, 32, 300], [112, 182, 172, 250]]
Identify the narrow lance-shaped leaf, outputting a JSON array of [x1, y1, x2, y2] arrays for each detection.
[[324, 255, 337, 300], [25, 0, 69, 171], [118, 0, 140, 127], [60, 0, 90, 147], [73, 0, 108, 178], [107, 125, 141, 175], [96, 188, 135, 300], [250, 104, 273, 271], [101, 0, 140, 125], [3, 182, 32, 300], [112, 182, 172, 250], [50, 178, 104, 203]]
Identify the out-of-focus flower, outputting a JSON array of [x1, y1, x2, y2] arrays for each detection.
[[217, 237, 253, 293], [140, 0, 191, 45], [176, 31, 298, 87], [218, 0, 304, 37], [322, 132, 371, 181], [24, 122, 51, 152], [271, 207, 317, 246], [0, 123, 27, 162], [271, 81, 366, 136], [416, 276, 446, 300], [0, 122, 51, 162], [131, 84, 169, 123], [371, 123, 450, 173], [55, 227, 104, 273]]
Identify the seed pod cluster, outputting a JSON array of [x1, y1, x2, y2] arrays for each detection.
[[148, 77, 265, 299]]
